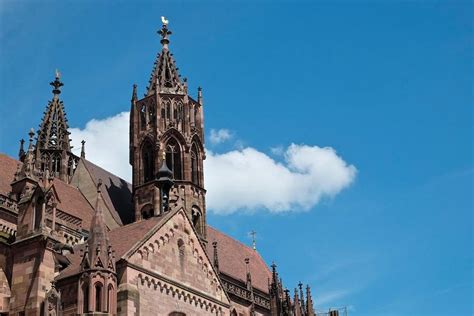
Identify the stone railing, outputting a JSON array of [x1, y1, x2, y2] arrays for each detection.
[[0, 194, 18, 213], [221, 279, 270, 309]]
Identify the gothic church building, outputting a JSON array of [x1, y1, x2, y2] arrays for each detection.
[[0, 21, 317, 316]]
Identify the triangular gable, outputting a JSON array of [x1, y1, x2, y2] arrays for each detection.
[[44, 184, 61, 206], [122, 209, 230, 305]]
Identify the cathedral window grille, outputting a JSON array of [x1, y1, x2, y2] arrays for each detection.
[[95, 282, 103, 312], [142, 140, 155, 183], [165, 138, 182, 180]]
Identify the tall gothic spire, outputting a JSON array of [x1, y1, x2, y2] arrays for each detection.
[[36, 71, 71, 152], [147, 17, 186, 96], [33, 71, 77, 182]]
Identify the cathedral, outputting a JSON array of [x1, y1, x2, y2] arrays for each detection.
[[0, 20, 326, 316]]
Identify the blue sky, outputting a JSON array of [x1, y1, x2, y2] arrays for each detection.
[[0, 1, 472, 315]]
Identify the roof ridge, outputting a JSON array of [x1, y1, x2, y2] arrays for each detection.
[[82, 158, 131, 186]]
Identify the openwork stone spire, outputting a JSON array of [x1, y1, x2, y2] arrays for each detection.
[[34, 71, 77, 182], [147, 17, 186, 96], [37, 71, 71, 152]]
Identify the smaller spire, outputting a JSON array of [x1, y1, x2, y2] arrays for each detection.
[[131, 84, 138, 101], [50, 69, 64, 97], [306, 285, 315, 316], [197, 86, 203, 105], [299, 282, 306, 312], [158, 16, 172, 50], [18, 139, 25, 160], [245, 258, 251, 287], [80, 140, 86, 159], [212, 241, 219, 272], [294, 288, 302, 316]]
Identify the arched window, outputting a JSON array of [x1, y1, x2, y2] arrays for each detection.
[[82, 283, 89, 313], [141, 204, 153, 220], [140, 104, 147, 130], [231, 309, 238, 316], [51, 153, 61, 175], [190, 143, 200, 186], [191, 206, 202, 233], [107, 284, 114, 312], [142, 140, 155, 183], [95, 282, 103, 312], [169, 312, 186, 316], [165, 138, 182, 180]]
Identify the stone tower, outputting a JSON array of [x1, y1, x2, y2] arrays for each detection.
[[129, 20, 207, 240]]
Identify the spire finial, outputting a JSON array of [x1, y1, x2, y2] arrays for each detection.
[[80, 140, 86, 158], [50, 69, 64, 96], [158, 16, 172, 49]]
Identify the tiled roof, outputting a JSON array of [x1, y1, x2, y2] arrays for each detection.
[[206, 226, 271, 293], [52, 179, 95, 229], [57, 216, 164, 280], [0, 154, 20, 196], [82, 159, 133, 225]]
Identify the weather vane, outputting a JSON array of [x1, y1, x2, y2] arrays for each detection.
[[249, 230, 257, 251], [161, 16, 169, 25]]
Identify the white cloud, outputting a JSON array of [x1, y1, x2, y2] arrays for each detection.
[[70, 112, 356, 214], [209, 128, 233, 145], [205, 145, 356, 214], [70, 112, 132, 181]]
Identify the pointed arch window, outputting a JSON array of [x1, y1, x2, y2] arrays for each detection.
[[142, 140, 155, 183], [191, 206, 202, 233], [165, 138, 182, 180], [95, 282, 103, 312], [107, 284, 114, 312], [191, 144, 200, 186], [51, 153, 61, 175], [82, 283, 89, 313]]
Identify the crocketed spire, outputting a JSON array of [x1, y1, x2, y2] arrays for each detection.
[[36, 71, 71, 152], [34, 71, 77, 182], [86, 179, 115, 271], [146, 17, 186, 96]]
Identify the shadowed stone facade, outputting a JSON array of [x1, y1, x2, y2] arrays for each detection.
[[0, 20, 317, 316]]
